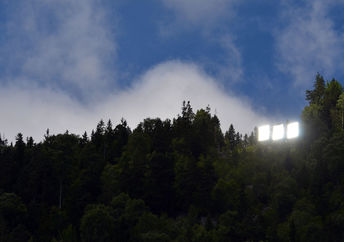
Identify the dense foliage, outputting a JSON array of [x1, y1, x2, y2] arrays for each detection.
[[1, 74, 344, 241]]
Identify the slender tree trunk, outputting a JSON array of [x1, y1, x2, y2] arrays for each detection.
[[59, 179, 62, 209], [103, 140, 106, 162], [342, 109, 343, 130]]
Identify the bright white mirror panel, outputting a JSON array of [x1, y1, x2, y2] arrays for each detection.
[[258, 125, 270, 141], [272, 124, 284, 141], [287, 122, 299, 139]]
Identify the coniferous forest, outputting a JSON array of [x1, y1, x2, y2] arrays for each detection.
[[1, 74, 344, 241]]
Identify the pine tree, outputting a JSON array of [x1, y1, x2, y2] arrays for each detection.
[[225, 124, 236, 150], [305, 73, 325, 105]]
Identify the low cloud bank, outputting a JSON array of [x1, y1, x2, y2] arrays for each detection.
[[0, 61, 267, 142]]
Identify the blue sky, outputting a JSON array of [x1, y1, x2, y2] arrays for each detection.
[[1, 0, 344, 141]]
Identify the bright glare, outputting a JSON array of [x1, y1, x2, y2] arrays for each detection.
[[287, 122, 299, 139], [258, 125, 270, 141], [272, 124, 284, 141]]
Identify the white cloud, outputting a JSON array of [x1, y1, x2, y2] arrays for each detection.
[[159, 0, 243, 83], [101, 61, 265, 133], [215, 35, 243, 83], [161, 0, 238, 25], [159, 0, 239, 36], [0, 85, 95, 142], [2, 0, 116, 95], [276, 0, 344, 86], [0, 61, 267, 142], [0, 1, 267, 142]]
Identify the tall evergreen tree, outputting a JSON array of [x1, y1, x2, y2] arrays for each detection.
[[305, 73, 325, 105]]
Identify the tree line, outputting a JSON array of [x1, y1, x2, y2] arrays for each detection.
[[0, 74, 344, 241]]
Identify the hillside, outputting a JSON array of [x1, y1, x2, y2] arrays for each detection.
[[1, 74, 344, 241]]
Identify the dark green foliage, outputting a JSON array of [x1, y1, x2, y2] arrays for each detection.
[[306, 73, 325, 105], [225, 124, 236, 151], [1, 75, 344, 241], [0, 192, 30, 241], [145, 152, 175, 214], [80, 204, 115, 242]]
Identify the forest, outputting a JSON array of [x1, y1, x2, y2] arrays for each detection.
[[1, 73, 344, 241]]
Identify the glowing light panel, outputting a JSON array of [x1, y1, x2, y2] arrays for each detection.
[[272, 124, 284, 141], [287, 122, 299, 139], [258, 125, 270, 141]]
